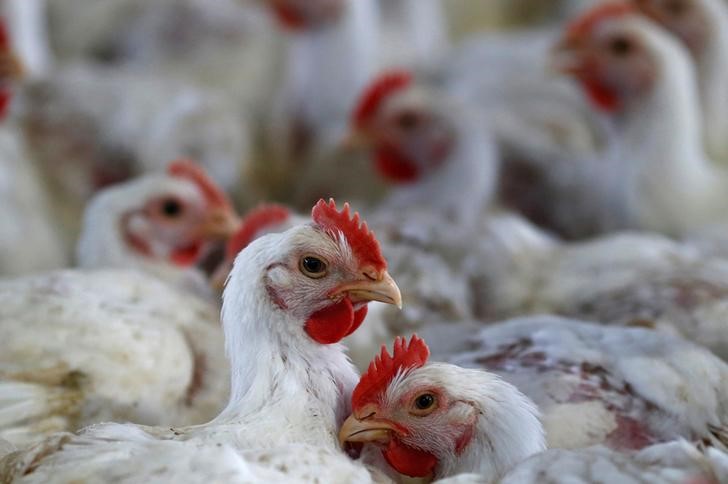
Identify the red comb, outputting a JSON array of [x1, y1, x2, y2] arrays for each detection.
[[311, 199, 386, 272], [167, 160, 232, 209], [352, 335, 430, 410], [225, 204, 291, 259], [567, 2, 636, 39], [353, 71, 414, 130]]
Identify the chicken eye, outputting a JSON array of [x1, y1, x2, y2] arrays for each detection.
[[300, 256, 328, 278], [396, 111, 420, 131], [609, 36, 633, 57], [161, 198, 184, 218], [410, 393, 437, 416]]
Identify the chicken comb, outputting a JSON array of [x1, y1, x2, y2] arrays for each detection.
[[167, 159, 232, 209], [567, 2, 636, 39], [225, 203, 291, 259], [352, 335, 430, 410], [353, 71, 414, 129], [311, 199, 386, 271]]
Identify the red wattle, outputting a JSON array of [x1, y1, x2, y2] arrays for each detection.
[[305, 298, 357, 344], [582, 79, 620, 113], [382, 440, 438, 478], [344, 306, 368, 338], [375, 147, 419, 184], [170, 242, 204, 267]]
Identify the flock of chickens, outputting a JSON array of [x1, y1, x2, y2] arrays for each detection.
[[2, 0, 728, 482]]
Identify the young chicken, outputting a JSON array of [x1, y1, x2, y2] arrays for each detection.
[[0, 200, 402, 481], [340, 335, 545, 481], [0, 20, 67, 275], [554, 1, 728, 235], [77, 160, 240, 296], [425, 316, 728, 451], [633, 0, 728, 162]]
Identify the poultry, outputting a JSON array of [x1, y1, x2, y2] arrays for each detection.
[[554, 1, 728, 235], [0, 199, 402, 481], [2, 0, 53, 76], [17, 63, 252, 239], [0, 19, 67, 275], [76, 160, 240, 297], [339, 335, 545, 481], [496, 440, 728, 483], [260, 0, 381, 204], [0, 162, 241, 447], [376, 0, 449, 71], [422, 316, 728, 451], [632, 0, 728, 162]]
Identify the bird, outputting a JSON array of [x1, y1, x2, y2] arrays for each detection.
[[339, 335, 546, 481], [553, 1, 728, 235], [0, 199, 402, 481], [0, 18, 68, 276], [76, 159, 241, 297], [632, 0, 728, 163], [424, 316, 728, 451]]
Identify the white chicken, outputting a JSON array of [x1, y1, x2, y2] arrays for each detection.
[[0, 20, 67, 276], [340, 335, 546, 481], [2, 0, 53, 76], [633, 0, 728, 163], [424, 316, 728, 451], [0, 199, 402, 482]]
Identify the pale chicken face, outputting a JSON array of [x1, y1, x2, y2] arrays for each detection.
[[633, 0, 709, 56], [365, 91, 456, 183], [121, 179, 239, 267], [269, 0, 345, 30], [255, 200, 401, 344], [556, 19, 659, 112]]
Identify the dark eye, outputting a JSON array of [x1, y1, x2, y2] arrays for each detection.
[[415, 394, 435, 410], [609, 36, 633, 57], [161, 198, 183, 218], [396, 111, 420, 131], [300, 255, 328, 278]]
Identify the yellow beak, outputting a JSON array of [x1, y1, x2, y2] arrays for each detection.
[[332, 271, 402, 309], [339, 413, 397, 447], [199, 206, 241, 240], [339, 129, 373, 152], [549, 39, 586, 77]]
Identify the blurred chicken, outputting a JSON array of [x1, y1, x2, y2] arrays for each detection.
[[554, 2, 728, 235], [2, 0, 53, 76], [0, 19, 67, 275], [0, 200, 402, 481], [340, 335, 545, 481], [633, 0, 728, 163], [77, 160, 240, 297], [499, 440, 728, 483], [425, 316, 728, 451], [17, 64, 252, 237]]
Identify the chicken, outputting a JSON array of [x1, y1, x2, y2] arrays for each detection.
[[2, 0, 52, 76], [260, 0, 380, 203], [0, 200, 402, 481], [424, 316, 728, 451], [339, 335, 546, 481], [499, 440, 728, 484], [18, 63, 252, 238], [76, 160, 240, 296], [553, 1, 728, 235], [0, 20, 67, 275], [633, 0, 728, 163]]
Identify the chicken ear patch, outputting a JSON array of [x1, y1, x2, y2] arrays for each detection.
[[311, 199, 386, 272], [352, 335, 430, 410]]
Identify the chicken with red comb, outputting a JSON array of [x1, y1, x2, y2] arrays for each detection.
[[0, 199, 402, 481], [340, 335, 545, 480], [632, 0, 728, 163]]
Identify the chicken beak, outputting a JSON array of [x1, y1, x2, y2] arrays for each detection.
[[333, 271, 402, 309], [339, 414, 396, 447], [199, 206, 241, 240]]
